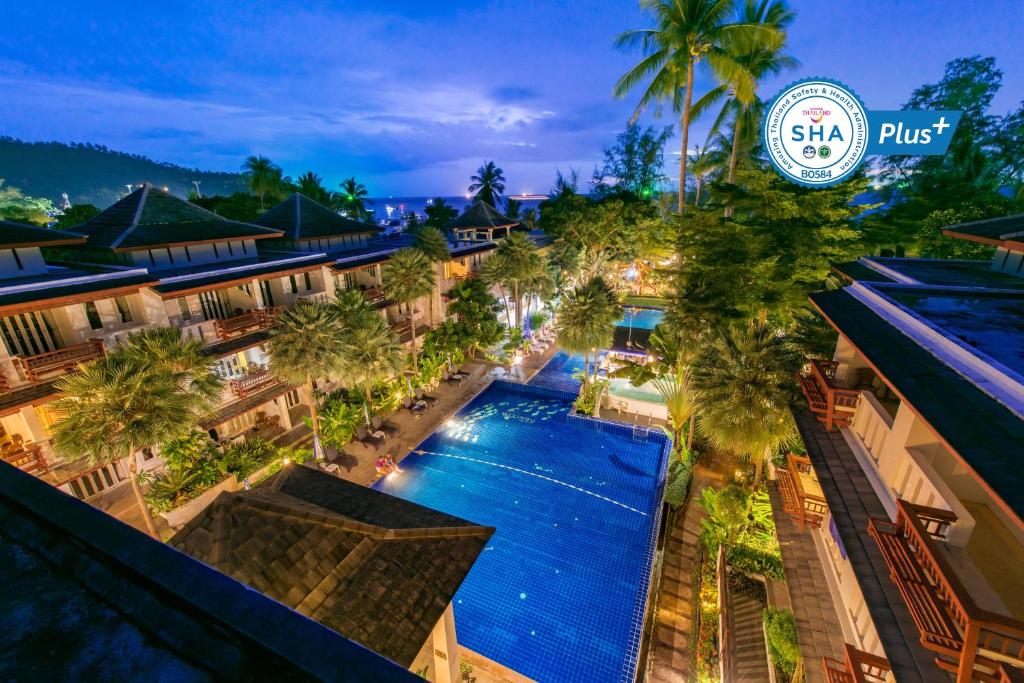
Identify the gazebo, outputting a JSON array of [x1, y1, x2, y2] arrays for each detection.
[[446, 201, 519, 244]]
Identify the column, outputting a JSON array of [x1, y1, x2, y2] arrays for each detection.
[[275, 395, 293, 430], [431, 603, 460, 683]]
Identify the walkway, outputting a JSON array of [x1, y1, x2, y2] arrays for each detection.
[[767, 481, 846, 683], [725, 574, 771, 682]]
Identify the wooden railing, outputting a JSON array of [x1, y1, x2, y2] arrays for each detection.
[[213, 308, 277, 341], [228, 367, 275, 399], [1, 443, 46, 474], [869, 499, 1024, 681], [14, 339, 105, 384], [797, 358, 861, 431], [57, 460, 128, 501], [362, 286, 387, 305], [822, 644, 892, 683], [776, 453, 828, 530]]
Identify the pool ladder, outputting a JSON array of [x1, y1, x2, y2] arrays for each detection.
[[631, 412, 653, 442]]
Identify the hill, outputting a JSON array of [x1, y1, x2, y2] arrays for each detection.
[[0, 137, 247, 207]]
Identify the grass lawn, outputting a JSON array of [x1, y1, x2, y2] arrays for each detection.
[[622, 295, 669, 308]]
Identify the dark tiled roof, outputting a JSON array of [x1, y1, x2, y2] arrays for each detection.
[[942, 213, 1024, 246], [811, 288, 1024, 521], [794, 412, 948, 683], [71, 183, 282, 251], [447, 201, 518, 230], [170, 466, 493, 667], [831, 260, 898, 284], [0, 273, 158, 315], [863, 258, 1024, 290], [451, 241, 498, 257], [0, 462, 416, 682], [152, 254, 334, 296], [0, 221, 86, 249], [253, 193, 382, 240]]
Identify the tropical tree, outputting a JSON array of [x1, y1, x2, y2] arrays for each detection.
[[336, 177, 371, 220], [242, 155, 281, 209], [555, 276, 620, 383], [494, 231, 545, 328], [468, 161, 506, 207], [687, 144, 724, 206], [480, 253, 515, 330], [410, 225, 451, 263], [383, 247, 436, 370], [56, 203, 100, 230], [614, 0, 778, 212], [424, 197, 458, 232], [690, 322, 801, 485], [297, 171, 330, 204], [336, 299, 404, 408], [505, 197, 522, 220], [50, 329, 221, 538], [267, 302, 347, 442], [446, 278, 504, 355]]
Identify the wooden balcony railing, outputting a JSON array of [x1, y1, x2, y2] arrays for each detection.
[[57, 460, 128, 501], [213, 308, 277, 341], [362, 285, 387, 305], [797, 358, 861, 431], [1, 443, 47, 474], [776, 453, 829, 530], [228, 367, 276, 399], [869, 499, 1024, 682], [14, 339, 105, 384], [823, 644, 892, 683]]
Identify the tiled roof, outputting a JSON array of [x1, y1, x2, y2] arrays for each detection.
[[0, 221, 86, 249], [253, 193, 382, 240], [447, 201, 518, 230], [811, 287, 1024, 522], [0, 462, 416, 682], [942, 213, 1024, 247], [71, 183, 282, 251], [152, 254, 334, 297], [170, 465, 493, 667], [850, 257, 1024, 290], [0, 273, 158, 315]]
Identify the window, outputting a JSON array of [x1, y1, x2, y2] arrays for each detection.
[[114, 296, 134, 324], [366, 265, 378, 279], [227, 241, 234, 256], [241, 241, 248, 254], [184, 246, 192, 262], [344, 272, 356, 290], [213, 243, 220, 257], [166, 248, 174, 264], [303, 272, 313, 291], [177, 297, 192, 321], [288, 275, 298, 294], [259, 279, 275, 307], [85, 302, 103, 330], [11, 249, 23, 270]]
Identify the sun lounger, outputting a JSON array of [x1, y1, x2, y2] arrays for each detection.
[[355, 425, 386, 449], [415, 388, 439, 404], [403, 396, 428, 413], [371, 415, 400, 437]]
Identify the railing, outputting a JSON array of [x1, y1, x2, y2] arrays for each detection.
[[14, 339, 105, 384], [1, 443, 46, 474], [851, 390, 894, 465], [362, 286, 387, 305], [213, 308, 277, 341], [228, 367, 276, 399], [797, 358, 861, 431], [868, 499, 1024, 681], [822, 644, 892, 683], [57, 460, 128, 501], [776, 453, 828, 530]]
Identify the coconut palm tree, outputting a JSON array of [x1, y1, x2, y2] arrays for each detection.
[[495, 231, 545, 329], [50, 330, 221, 539], [555, 277, 620, 383], [468, 161, 506, 206], [688, 144, 725, 206], [297, 171, 330, 204], [505, 197, 522, 220], [242, 155, 281, 209], [410, 225, 451, 263], [480, 253, 515, 330], [338, 305, 404, 409], [383, 247, 436, 371], [424, 197, 458, 232], [614, 0, 779, 213], [337, 177, 371, 220], [267, 302, 347, 442], [690, 321, 801, 485]]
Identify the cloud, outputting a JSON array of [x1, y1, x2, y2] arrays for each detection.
[[490, 85, 541, 102]]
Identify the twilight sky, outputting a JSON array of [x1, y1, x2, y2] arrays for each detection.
[[2, 0, 1022, 196]]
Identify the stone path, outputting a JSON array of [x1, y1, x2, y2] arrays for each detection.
[[726, 577, 771, 682], [767, 481, 846, 683]]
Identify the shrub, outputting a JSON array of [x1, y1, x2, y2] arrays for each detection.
[[573, 380, 606, 415], [664, 446, 693, 508], [764, 608, 800, 675], [529, 311, 549, 331], [222, 437, 301, 481]]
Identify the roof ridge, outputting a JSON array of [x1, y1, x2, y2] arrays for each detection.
[[297, 536, 378, 616], [238, 488, 391, 536], [110, 183, 150, 250]]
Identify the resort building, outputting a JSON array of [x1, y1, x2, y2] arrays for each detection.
[[0, 185, 501, 528], [784, 213, 1024, 682]]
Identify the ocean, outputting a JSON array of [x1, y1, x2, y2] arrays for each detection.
[[365, 195, 544, 221]]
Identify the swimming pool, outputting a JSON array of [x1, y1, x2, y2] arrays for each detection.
[[376, 380, 669, 682], [617, 307, 664, 330]]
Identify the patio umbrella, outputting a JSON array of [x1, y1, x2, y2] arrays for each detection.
[[363, 402, 372, 427], [406, 376, 415, 396], [446, 353, 452, 374], [312, 433, 326, 461]]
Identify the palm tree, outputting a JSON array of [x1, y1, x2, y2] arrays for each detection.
[[410, 225, 451, 263], [495, 231, 545, 329], [267, 302, 347, 442], [337, 177, 371, 220], [468, 161, 506, 206], [505, 197, 522, 220], [690, 322, 801, 485], [338, 305, 404, 409], [424, 197, 458, 232], [383, 248, 435, 371], [555, 277, 619, 383], [50, 330, 221, 539], [480, 253, 515, 330], [242, 155, 281, 209], [614, 0, 778, 213], [688, 144, 725, 206], [297, 171, 330, 204]]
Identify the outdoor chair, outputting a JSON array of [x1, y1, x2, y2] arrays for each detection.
[[355, 425, 386, 449], [415, 387, 439, 404], [371, 415, 400, 437], [403, 396, 428, 413], [444, 371, 466, 385]]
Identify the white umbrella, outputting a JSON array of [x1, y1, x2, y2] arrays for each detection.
[[406, 376, 415, 395], [312, 433, 326, 461], [363, 402, 372, 427]]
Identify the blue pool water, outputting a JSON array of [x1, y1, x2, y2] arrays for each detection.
[[617, 307, 664, 330], [376, 380, 669, 682]]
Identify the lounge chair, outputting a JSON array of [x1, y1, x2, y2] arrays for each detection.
[[450, 366, 471, 380], [444, 371, 466, 385], [415, 387, 439, 405], [355, 425, 386, 449], [371, 415, 400, 437], [403, 396, 428, 413]]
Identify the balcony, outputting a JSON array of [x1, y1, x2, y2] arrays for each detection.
[[868, 499, 1024, 681], [361, 285, 387, 306], [228, 366, 276, 399], [14, 340, 105, 384], [775, 453, 828, 529], [822, 644, 892, 683], [797, 358, 861, 431], [1, 442, 47, 475], [213, 308, 276, 341], [392, 319, 430, 344]]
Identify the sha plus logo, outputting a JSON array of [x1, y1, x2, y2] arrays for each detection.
[[763, 78, 869, 187]]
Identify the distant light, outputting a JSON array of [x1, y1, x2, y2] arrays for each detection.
[[283, 457, 291, 465]]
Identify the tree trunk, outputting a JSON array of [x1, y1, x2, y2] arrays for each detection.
[[725, 116, 742, 218], [409, 308, 419, 371], [583, 351, 590, 386], [128, 455, 159, 539], [753, 445, 771, 488], [678, 57, 695, 215], [687, 413, 696, 450], [513, 282, 521, 329], [364, 385, 373, 411], [499, 285, 513, 330], [306, 374, 320, 439], [694, 176, 702, 206]]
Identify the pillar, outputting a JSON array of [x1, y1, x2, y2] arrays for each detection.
[[275, 394, 293, 430], [431, 603, 460, 683]]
